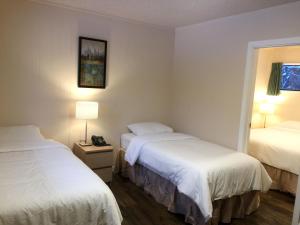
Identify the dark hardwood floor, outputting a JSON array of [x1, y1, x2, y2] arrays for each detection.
[[110, 175, 295, 225]]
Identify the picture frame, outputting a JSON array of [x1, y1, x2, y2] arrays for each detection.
[[78, 36, 107, 88], [280, 64, 300, 91]]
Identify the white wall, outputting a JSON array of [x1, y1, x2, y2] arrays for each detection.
[[252, 46, 300, 128], [172, 1, 300, 149], [2, 0, 300, 156], [0, 0, 174, 155]]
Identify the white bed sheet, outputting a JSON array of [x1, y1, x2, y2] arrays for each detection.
[[248, 127, 300, 175], [125, 133, 271, 222], [0, 140, 122, 225], [121, 133, 136, 149]]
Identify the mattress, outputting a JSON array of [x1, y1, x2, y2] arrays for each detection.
[[121, 133, 136, 149], [0, 139, 122, 225], [125, 132, 271, 222], [248, 126, 300, 175]]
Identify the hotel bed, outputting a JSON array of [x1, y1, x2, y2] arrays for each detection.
[[248, 121, 300, 195], [118, 123, 272, 225], [0, 125, 122, 225]]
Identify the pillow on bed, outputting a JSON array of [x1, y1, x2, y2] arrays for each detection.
[[273, 121, 300, 131], [128, 122, 173, 136], [0, 125, 44, 142]]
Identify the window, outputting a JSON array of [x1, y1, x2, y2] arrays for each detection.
[[281, 64, 300, 91]]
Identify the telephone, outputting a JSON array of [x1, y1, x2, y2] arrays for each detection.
[[91, 135, 108, 146]]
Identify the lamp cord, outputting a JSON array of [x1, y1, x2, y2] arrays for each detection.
[[85, 120, 88, 144]]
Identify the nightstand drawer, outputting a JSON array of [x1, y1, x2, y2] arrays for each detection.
[[84, 152, 113, 169], [94, 167, 112, 182]]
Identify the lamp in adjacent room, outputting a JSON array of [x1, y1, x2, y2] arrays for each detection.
[[259, 103, 275, 128], [76, 101, 98, 146]]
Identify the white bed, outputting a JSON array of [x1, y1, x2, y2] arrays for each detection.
[[123, 131, 272, 222], [0, 126, 122, 225], [248, 121, 300, 176], [121, 133, 135, 149]]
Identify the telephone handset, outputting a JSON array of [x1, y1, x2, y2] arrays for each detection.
[[91, 135, 108, 146]]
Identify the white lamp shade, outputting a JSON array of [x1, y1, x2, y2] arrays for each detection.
[[76, 101, 98, 119], [259, 103, 275, 115]]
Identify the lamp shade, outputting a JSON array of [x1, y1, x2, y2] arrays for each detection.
[[259, 103, 275, 115], [76, 101, 98, 119]]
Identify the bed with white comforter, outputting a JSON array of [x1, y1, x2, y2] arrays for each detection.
[[0, 126, 122, 225], [248, 121, 300, 175], [125, 132, 272, 222]]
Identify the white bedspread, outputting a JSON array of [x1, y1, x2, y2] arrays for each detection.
[[125, 133, 271, 222], [249, 127, 300, 175], [0, 140, 122, 225]]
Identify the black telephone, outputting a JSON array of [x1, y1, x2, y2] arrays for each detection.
[[91, 135, 108, 146]]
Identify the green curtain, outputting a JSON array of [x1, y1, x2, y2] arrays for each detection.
[[267, 62, 283, 96]]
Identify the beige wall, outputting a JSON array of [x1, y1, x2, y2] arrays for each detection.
[[172, 1, 300, 149], [0, 0, 174, 154], [2, 0, 300, 157], [252, 46, 300, 128]]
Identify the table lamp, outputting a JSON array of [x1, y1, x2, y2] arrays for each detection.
[[259, 103, 275, 128], [76, 101, 98, 146]]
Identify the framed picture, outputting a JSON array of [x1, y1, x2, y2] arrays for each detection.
[[78, 36, 107, 88], [281, 64, 300, 91]]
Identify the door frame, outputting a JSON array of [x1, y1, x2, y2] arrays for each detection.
[[293, 178, 300, 225], [237, 37, 300, 225], [237, 37, 300, 153]]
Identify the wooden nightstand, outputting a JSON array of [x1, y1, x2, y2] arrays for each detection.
[[73, 143, 113, 183]]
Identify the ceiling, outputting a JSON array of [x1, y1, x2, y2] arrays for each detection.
[[34, 0, 299, 27]]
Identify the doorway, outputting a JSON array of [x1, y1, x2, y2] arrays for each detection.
[[238, 37, 300, 225]]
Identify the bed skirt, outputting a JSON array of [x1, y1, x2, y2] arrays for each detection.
[[117, 148, 260, 225], [263, 163, 298, 195]]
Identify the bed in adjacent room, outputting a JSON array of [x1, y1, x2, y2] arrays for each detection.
[[118, 122, 272, 225], [248, 121, 300, 195], [0, 125, 122, 225]]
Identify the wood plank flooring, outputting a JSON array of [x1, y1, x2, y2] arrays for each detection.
[[110, 175, 295, 225]]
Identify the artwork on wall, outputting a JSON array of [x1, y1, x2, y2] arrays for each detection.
[[78, 37, 107, 88], [281, 64, 300, 91]]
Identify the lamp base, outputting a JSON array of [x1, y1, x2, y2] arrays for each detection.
[[79, 142, 92, 147], [79, 120, 92, 146]]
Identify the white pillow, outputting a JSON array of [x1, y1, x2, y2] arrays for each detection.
[[273, 121, 300, 131], [128, 122, 173, 136], [0, 125, 44, 142]]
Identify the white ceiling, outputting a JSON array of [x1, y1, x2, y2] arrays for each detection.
[[34, 0, 299, 27]]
